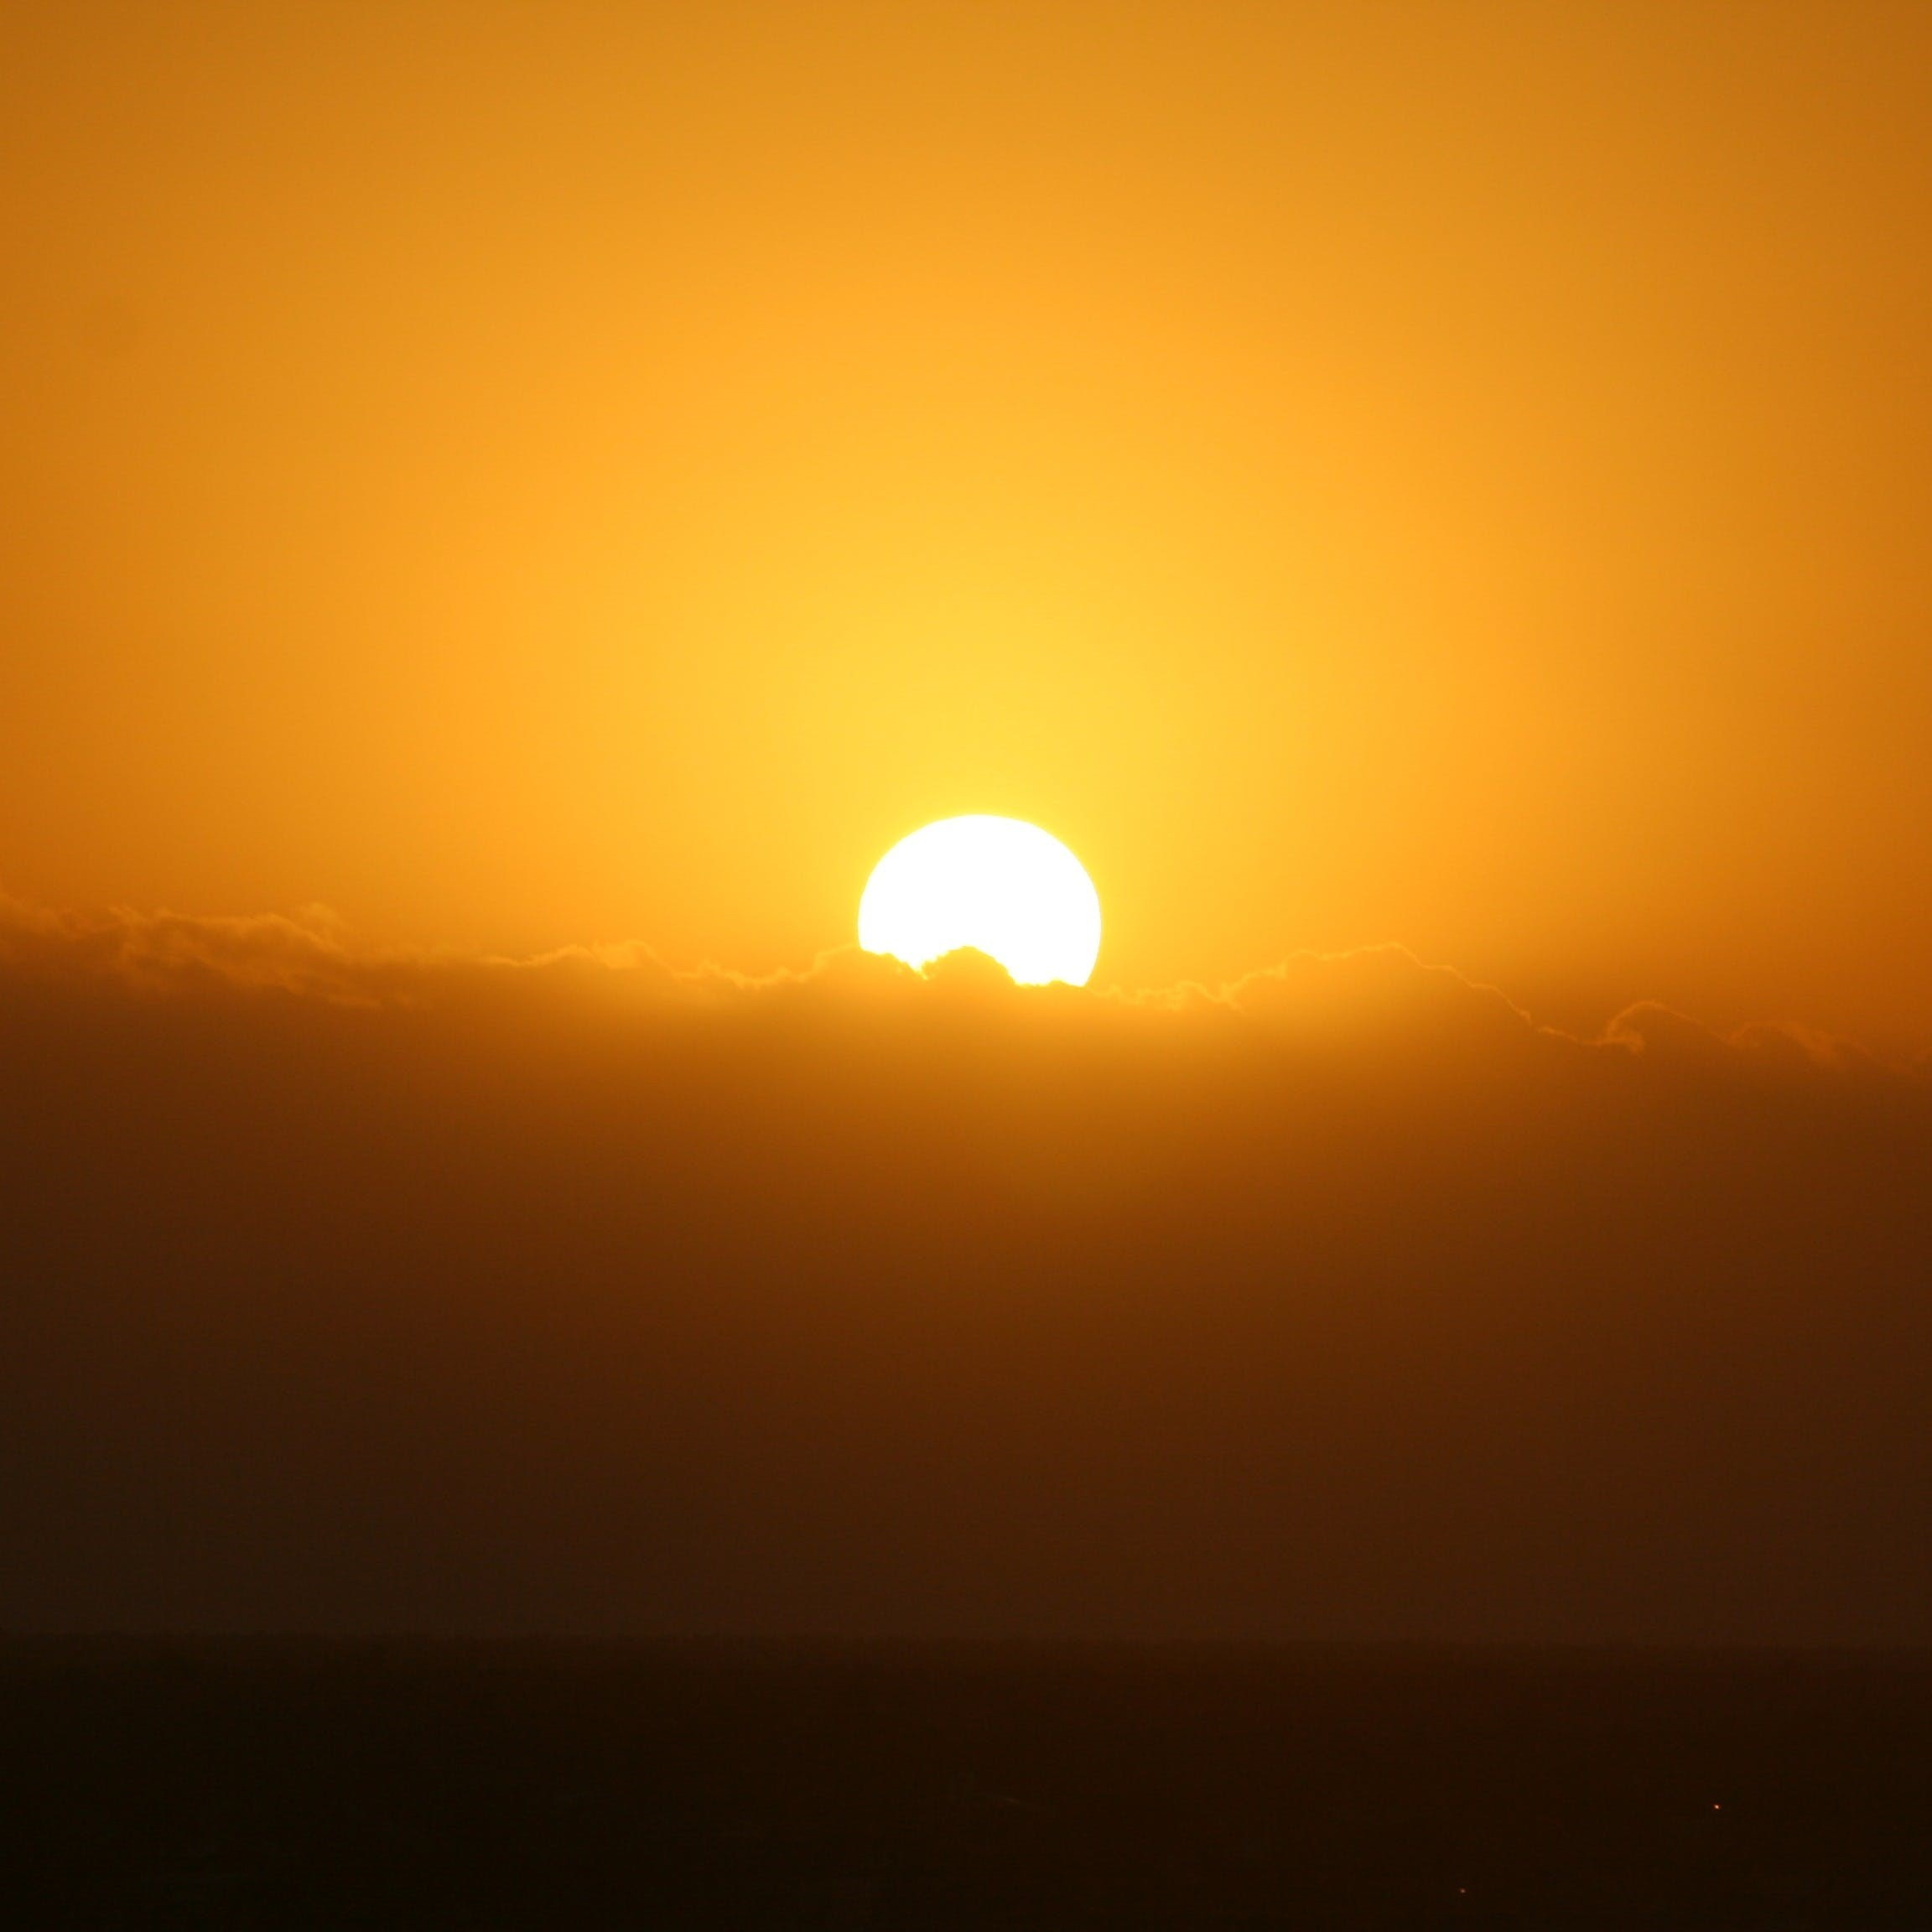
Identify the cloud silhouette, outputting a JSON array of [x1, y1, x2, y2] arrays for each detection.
[[0, 890, 1888, 1077], [1, 891, 1927, 1643]]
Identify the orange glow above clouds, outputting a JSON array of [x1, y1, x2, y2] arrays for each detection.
[[2, 3, 1931, 1046]]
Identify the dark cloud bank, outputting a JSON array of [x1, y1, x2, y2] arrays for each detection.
[[3, 896, 1930, 1643]]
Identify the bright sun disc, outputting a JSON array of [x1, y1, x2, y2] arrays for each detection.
[[859, 816, 1102, 987]]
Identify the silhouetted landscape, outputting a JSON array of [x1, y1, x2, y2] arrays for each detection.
[[5, 1642, 1931, 1928]]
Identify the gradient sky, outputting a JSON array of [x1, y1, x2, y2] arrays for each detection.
[[5, 3, 1931, 1045]]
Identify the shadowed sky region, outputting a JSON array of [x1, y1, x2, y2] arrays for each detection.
[[4, 898, 1929, 1642]]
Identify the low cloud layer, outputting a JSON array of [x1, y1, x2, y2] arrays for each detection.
[[3, 894, 1929, 1641]]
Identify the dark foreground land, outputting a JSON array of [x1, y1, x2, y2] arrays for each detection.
[[3, 1644, 1931, 1929]]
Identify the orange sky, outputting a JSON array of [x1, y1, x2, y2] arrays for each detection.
[[4, 2, 1931, 1046]]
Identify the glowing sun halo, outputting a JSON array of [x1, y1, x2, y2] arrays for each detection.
[[858, 816, 1103, 987]]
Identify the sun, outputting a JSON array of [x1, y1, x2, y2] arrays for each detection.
[[859, 816, 1103, 987]]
